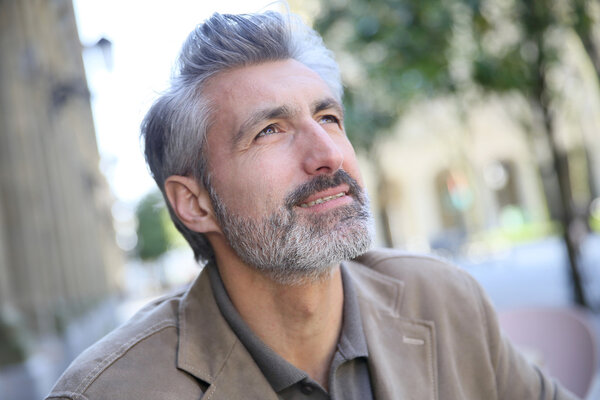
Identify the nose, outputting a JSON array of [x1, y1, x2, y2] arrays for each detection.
[[300, 120, 344, 175]]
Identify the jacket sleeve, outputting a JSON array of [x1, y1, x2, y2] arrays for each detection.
[[467, 275, 581, 400]]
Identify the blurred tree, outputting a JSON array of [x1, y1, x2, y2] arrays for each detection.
[[314, 0, 457, 149], [569, 1, 600, 203], [315, 0, 598, 306], [0, 313, 27, 367], [468, 0, 591, 306], [570, 0, 600, 78], [135, 191, 172, 261]]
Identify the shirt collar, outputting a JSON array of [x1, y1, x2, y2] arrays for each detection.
[[207, 262, 368, 392], [337, 262, 369, 361]]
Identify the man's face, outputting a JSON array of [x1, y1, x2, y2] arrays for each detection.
[[203, 59, 373, 284]]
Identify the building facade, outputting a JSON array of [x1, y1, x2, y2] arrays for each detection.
[[0, 0, 122, 347]]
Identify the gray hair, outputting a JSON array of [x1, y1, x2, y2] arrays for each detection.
[[141, 10, 343, 263]]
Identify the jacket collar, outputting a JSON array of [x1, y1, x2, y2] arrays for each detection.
[[176, 265, 278, 399], [176, 259, 438, 400], [344, 260, 438, 400]]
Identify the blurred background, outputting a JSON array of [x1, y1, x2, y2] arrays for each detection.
[[1, 0, 599, 398]]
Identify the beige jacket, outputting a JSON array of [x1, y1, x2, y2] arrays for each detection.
[[46, 249, 578, 399]]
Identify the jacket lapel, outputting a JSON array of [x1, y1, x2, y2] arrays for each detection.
[[201, 340, 278, 400], [345, 261, 438, 400], [176, 268, 278, 400], [177, 261, 438, 400]]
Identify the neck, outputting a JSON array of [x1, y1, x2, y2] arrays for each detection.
[[215, 251, 344, 390]]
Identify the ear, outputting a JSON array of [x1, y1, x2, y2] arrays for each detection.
[[164, 175, 221, 234]]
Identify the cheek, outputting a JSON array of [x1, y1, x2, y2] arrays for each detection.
[[214, 157, 291, 216]]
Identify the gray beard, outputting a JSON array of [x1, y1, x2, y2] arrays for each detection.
[[209, 170, 374, 285]]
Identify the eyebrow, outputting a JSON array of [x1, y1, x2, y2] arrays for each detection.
[[312, 97, 344, 118], [234, 105, 295, 147], [232, 97, 344, 147]]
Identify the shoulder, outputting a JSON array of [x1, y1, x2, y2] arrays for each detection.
[[46, 290, 201, 400], [350, 247, 476, 293], [347, 248, 491, 327]]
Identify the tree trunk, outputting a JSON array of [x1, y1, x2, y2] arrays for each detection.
[[534, 52, 588, 307], [573, 0, 600, 80]]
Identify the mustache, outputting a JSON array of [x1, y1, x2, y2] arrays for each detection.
[[284, 170, 364, 209]]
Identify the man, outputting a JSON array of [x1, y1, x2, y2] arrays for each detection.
[[47, 10, 578, 400]]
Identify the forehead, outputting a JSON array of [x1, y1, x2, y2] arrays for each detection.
[[202, 59, 336, 132], [205, 58, 332, 100]]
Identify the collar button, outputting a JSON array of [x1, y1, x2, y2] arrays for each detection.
[[300, 383, 314, 395]]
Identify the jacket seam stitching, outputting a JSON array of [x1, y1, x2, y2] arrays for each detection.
[[46, 391, 90, 400], [178, 293, 213, 381], [204, 338, 241, 399], [73, 319, 176, 394]]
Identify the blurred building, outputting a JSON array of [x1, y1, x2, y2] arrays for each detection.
[[0, 0, 122, 363], [368, 34, 600, 256]]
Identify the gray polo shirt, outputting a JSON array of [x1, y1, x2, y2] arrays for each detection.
[[207, 263, 374, 400]]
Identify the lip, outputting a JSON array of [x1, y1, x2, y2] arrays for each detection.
[[297, 184, 351, 209]]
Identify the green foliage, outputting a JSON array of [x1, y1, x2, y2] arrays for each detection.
[[0, 312, 27, 366], [570, 0, 600, 78], [314, 0, 459, 150], [314, 0, 599, 149], [468, 0, 561, 97], [469, 220, 561, 255], [135, 191, 173, 261], [591, 199, 600, 232], [590, 215, 600, 232]]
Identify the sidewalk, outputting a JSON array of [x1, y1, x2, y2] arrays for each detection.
[[458, 234, 600, 310]]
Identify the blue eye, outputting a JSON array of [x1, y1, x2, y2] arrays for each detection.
[[319, 115, 339, 124], [256, 124, 280, 138]]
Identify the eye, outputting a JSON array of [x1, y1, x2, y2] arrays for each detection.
[[319, 115, 340, 125], [256, 124, 281, 139]]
